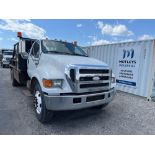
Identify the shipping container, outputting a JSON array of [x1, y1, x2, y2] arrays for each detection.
[[83, 39, 155, 100]]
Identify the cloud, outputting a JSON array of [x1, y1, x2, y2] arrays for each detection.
[[88, 34, 136, 46], [0, 37, 3, 41], [91, 39, 110, 45], [128, 19, 136, 23], [119, 39, 134, 43], [138, 34, 153, 40], [0, 19, 46, 39], [88, 35, 110, 45], [8, 37, 18, 42], [24, 19, 31, 22], [76, 24, 82, 28], [88, 35, 97, 40], [97, 21, 134, 36]]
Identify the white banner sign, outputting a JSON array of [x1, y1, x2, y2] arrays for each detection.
[[116, 46, 141, 87]]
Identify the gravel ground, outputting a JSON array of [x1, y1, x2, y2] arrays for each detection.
[[0, 67, 155, 135]]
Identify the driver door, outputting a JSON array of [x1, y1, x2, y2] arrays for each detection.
[[27, 41, 40, 78]]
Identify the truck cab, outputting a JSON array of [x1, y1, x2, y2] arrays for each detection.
[[10, 32, 116, 123], [1, 49, 13, 68]]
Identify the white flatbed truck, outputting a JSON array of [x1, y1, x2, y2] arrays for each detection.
[[10, 32, 116, 123]]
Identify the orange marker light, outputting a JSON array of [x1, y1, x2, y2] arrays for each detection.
[[73, 41, 77, 45], [17, 32, 22, 38], [42, 79, 53, 88]]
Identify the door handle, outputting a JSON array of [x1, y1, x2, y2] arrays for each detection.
[[35, 62, 39, 66], [35, 60, 39, 66]]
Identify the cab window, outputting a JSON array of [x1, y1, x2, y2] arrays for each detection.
[[31, 42, 40, 58]]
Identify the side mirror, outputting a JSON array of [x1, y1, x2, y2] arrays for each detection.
[[21, 52, 29, 59]]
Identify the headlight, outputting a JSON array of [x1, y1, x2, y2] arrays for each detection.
[[52, 79, 63, 88], [42, 79, 63, 88], [111, 77, 116, 83]]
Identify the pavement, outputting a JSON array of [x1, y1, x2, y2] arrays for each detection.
[[0, 67, 155, 135]]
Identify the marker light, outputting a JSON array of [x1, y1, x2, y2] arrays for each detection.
[[42, 79, 53, 88], [17, 32, 22, 38], [73, 41, 77, 45]]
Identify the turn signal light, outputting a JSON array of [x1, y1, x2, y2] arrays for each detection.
[[42, 79, 53, 88]]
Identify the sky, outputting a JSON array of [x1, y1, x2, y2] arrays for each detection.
[[0, 19, 155, 49]]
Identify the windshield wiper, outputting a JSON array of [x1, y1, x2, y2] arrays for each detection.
[[73, 53, 88, 57], [61, 52, 88, 57], [46, 51, 71, 55], [46, 51, 88, 57], [47, 51, 63, 54]]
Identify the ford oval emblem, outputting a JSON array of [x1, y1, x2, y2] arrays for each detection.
[[93, 76, 100, 81]]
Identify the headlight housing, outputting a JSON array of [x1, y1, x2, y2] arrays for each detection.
[[42, 79, 63, 88]]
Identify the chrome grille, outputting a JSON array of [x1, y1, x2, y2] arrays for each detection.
[[80, 76, 109, 81], [65, 64, 111, 93], [79, 69, 109, 74]]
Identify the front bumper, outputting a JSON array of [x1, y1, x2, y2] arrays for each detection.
[[44, 88, 116, 111]]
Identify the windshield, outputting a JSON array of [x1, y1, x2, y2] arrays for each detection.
[[41, 40, 87, 57], [3, 51, 13, 56]]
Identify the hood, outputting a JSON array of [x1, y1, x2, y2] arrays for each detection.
[[41, 54, 108, 70], [38, 54, 109, 80]]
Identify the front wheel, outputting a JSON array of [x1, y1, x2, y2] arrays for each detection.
[[33, 81, 54, 123]]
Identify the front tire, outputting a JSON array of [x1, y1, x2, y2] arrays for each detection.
[[33, 81, 54, 123]]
